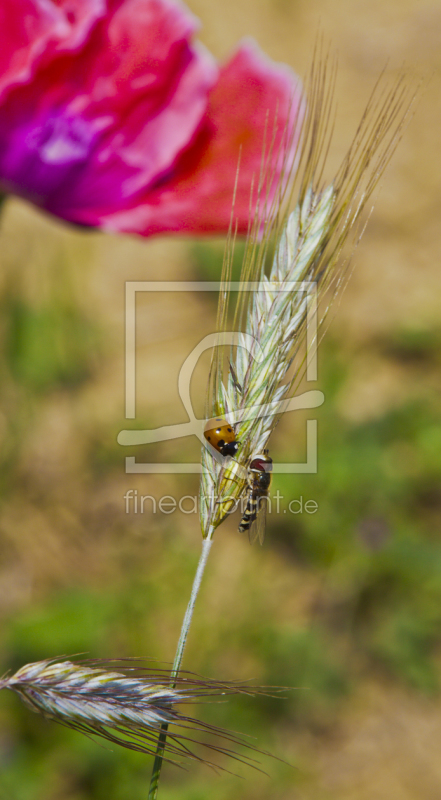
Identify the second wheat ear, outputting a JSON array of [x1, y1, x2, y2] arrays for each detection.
[[0, 658, 284, 771]]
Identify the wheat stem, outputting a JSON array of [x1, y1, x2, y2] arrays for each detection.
[[147, 537, 214, 799]]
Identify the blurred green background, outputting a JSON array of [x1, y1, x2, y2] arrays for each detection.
[[1, 1, 441, 799]]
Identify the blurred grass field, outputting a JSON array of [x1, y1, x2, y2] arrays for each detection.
[[1, 0, 441, 798]]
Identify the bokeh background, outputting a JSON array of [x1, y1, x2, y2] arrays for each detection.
[[1, 0, 441, 798]]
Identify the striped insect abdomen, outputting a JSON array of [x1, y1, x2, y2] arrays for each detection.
[[238, 490, 258, 532]]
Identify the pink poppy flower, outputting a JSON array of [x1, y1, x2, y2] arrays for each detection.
[[0, 0, 303, 237]]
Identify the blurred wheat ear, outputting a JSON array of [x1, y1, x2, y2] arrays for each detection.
[[200, 55, 418, 540], [0, 657, 283, 772]]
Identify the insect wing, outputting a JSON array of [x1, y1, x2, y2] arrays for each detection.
[[248, 495, 268, 546]]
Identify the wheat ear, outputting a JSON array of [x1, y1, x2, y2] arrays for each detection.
[[201, 58, 416, 538]]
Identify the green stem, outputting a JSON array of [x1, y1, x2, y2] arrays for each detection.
[[147, 537, 214, 800]]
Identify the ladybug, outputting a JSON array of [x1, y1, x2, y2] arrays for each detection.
[[204, 417, 239, 457]]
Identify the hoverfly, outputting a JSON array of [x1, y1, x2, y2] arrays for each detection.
[[238, 450, 272, 545]]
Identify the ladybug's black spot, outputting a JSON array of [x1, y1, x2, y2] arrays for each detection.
[[215, 428, 222, 434], [227, 427, 233, 433], [206, 435, 211, 441], [218, 439, 225, 448]]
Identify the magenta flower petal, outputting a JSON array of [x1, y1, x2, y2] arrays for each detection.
[[101, 40, 304, 236], [0, 0, 106, 100], [0, 0, 303, 237], [0, 0, 217, 211]]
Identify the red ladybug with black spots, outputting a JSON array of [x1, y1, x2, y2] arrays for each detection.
[[204, 417, 239, 457]]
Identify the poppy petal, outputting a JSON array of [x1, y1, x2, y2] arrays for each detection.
[[99, 40, 304, 236]]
